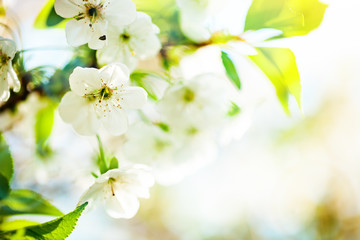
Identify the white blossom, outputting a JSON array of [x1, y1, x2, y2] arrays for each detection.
[[78, 165, 154, 219], [54, 0, 136, 49], [0, 37, 20, 102], [97, 12, 161, 72], [58, 63, 147, 136], [158, 74, 229, 133]]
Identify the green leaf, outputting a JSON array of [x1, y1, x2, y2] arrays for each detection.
[[24, 202, 88, 240], [221, 51, 241, 90], [0, 134, 13, 182], [227, 102, 241, 117], [0, 220, 39, 232], [96, 135, 108, 174], [0, 173, 10, 200], [108, 157, 119, 170], [249, 47, 301, 114], [244, 0, 328, 39], [130, 72, 169, 101], [0, 189, 63, 216], [35, 102, 57, 158], [34, 0, 66, 29]]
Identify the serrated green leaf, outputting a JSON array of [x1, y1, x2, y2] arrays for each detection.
[[35, 102, 57, 158], [34, 0, 66, 29], [244, 0, 327, 39], [23, 202, 88, 240], [221, 51, 241, 90], [0, 134, 13, 182], [0, 220, 39, 232], [0, 189, 63, 216], [0, 173, 10, 200], [249, 47, 301, 114]]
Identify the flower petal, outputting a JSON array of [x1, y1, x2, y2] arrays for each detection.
[[99, 63, 130, 87], [0, 38, 17, 58], [105, 0, 136, 26], [88, 20, 108, 50], [58, 92, 100, 135], [105, 190, 139, 219], [69, 67, 102, 96], [117, 87, 147, 109], [65, 19, 92, 47], [78, 181, 106, 212], [54, 0, 84, 18], [100, 107, 128, 136]]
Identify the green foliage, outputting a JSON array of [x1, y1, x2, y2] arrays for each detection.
[[133, 0, 187, 43], [0, 134, 13, 182], [0, 174, 10, 201], [96, 136, 119, 174], [130, 72, 169, 101], [221, 51, 241, 90], [0, 220, 39, 232], [23, 202, 87, 240], [34, 0, 66, 29], [244, 0, 327, 39], [227, 102, 241, 117], [0, 202, 87, 240], [0, 189, 63, 217], [35, 101, 57, 158], [249, 47, 301, 114]]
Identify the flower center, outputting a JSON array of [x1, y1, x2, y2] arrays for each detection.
[[120, 33, 131, 42], [88, 7, 98, 18], [0, 53, 10, 65], [108, 177, 116, 196], [100, 86, 112, 100], [183, 88, 195, 103]]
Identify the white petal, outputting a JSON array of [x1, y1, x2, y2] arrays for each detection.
[[65, 19, 92, 47], [99, 63, 130, 87], [105, 190, 139, 219], [0, 76, 9, 101], [100, 107, 128, 136], [0, 38, 17, 58], [88, 20, 108, 50], [78, 181, 106, 212], [54, 0, 84, 18], [69, 67, 102, 96], [58, 92, 100, 136], [8, 67, 20, 92], [118, 87, 147, 109], [105, 0, 136, 26]]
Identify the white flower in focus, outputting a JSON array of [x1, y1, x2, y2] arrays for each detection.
[[58, 63, 147, 136], [54, 0, 136, 49], [0, 37, 20, 101], [78, 165, 154, 219], [97, 12, 161, 72]]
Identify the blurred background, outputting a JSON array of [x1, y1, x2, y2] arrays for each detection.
[[1, 0, 360, 239]]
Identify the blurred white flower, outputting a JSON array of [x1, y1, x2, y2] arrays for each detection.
[[177, 0, 228, 42], [159, 74, 229, 133], [58, 63, 147, 136], [123, 122, 218, 185], [54, 0, 136, 49], [0, 37, 20, 101], [97, 12, 161, 72], [78, 165, 154, 219]]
